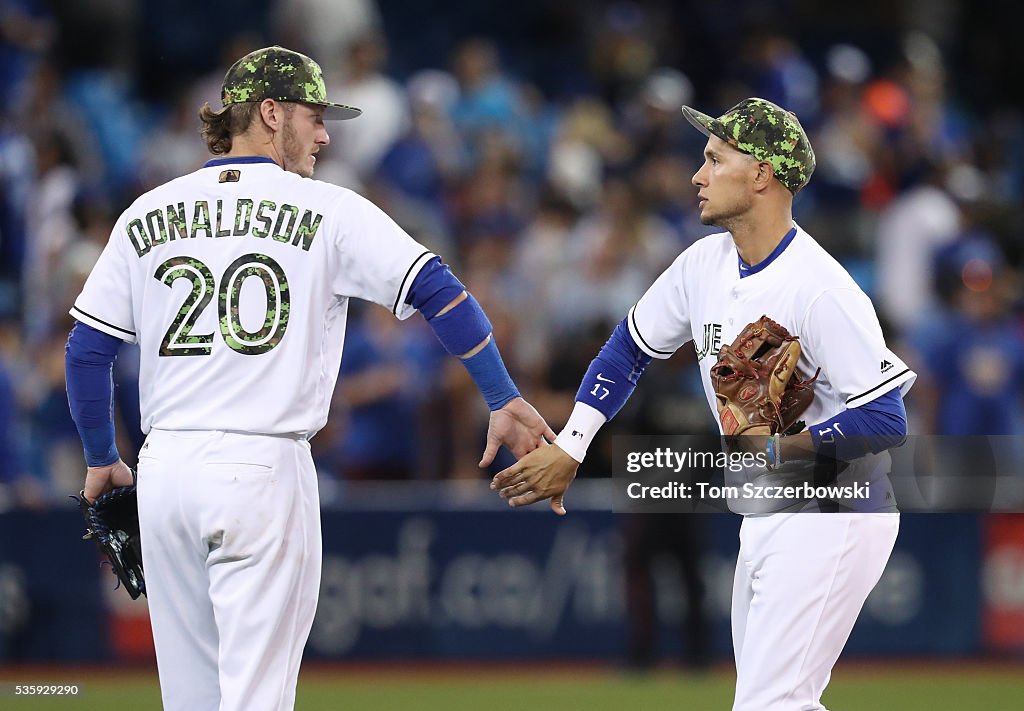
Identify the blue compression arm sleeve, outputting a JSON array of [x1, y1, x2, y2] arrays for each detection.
[[423, 292, 493, 356], [576, 318, 653, 420], [809, 387, 907, 462], [407, 258, 519, 410], [65, 321, 122, 467], [407, 257, 493, 355]]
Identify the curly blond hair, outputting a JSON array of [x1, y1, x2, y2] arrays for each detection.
[[198, 102, 261, 155]]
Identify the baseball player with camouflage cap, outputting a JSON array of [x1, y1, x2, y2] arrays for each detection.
[[65, 45, 554, 710], [680, 97, 816, 194], [220, 45, 362, 119], [493, 97, 913, 710]]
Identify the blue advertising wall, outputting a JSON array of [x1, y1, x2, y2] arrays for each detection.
[[305, 508, 982, 661], [0, 495, 983, 662], [0, 509, 106, 660]]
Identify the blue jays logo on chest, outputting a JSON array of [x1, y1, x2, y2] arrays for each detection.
[[695, 323, 723, 360]]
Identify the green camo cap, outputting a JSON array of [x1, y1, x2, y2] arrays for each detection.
[[681, 97, 815, 193], [221, 46, 361, 120]]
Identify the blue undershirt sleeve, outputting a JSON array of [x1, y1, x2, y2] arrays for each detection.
[[575, 318, 653, 420], [809, 387, 907, 462], [65, 321, 123, 467], [406, 257, 465, 320]]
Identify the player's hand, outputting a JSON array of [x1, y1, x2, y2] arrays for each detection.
[[479, 397, 557, 468], [490, 443, 579, 516], [83, 459, 135, 504]]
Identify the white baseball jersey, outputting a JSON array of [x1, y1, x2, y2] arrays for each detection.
[[627, 223, 916, 511], [71, 157, 435, 437]]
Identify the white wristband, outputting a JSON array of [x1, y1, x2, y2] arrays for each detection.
[[553, 402, 608, 463]]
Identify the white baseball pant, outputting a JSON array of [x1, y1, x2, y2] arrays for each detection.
[[137, 429, 321, 711], [731, 512, 899, 711]]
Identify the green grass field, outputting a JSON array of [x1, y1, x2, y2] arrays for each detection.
[[3, 663, 1023, 710]]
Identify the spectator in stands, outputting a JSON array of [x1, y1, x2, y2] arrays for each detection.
[[325, 32, 410, 180]]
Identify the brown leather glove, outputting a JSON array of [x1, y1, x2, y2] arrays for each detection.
[[711, 315, 819, 436]]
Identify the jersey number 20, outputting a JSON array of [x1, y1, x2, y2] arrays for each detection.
[[154, 253, 290, 356]]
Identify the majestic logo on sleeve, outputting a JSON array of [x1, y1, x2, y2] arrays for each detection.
[[695, 323, 723, 360], [880, 359, 893, 373]]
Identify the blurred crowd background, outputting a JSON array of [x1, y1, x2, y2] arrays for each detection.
[[1, 0, 1023, 508]]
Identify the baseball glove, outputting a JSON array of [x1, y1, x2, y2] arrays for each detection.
[[711, 315, 819, 436], [74, 482, 146, 599]]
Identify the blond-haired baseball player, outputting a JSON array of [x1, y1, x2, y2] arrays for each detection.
[[65, 46, 554, 711]]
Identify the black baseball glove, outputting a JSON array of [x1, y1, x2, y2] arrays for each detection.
[[74, 481, 146, 599]]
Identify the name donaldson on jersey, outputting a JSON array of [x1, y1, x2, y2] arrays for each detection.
[[124, 199, 323, 257]]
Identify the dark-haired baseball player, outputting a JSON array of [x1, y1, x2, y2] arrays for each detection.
[[493, 98, 915, 710]]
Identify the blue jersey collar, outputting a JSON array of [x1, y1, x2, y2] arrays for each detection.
[[204, 156, 280, 168], [738, 226, 797, 278]]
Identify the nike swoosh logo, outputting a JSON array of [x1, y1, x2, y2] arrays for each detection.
[[596, 373, 616, 383]]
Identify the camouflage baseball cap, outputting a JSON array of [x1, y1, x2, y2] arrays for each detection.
[[681, 98, 815, 193], [221, 46, 361, 120]]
